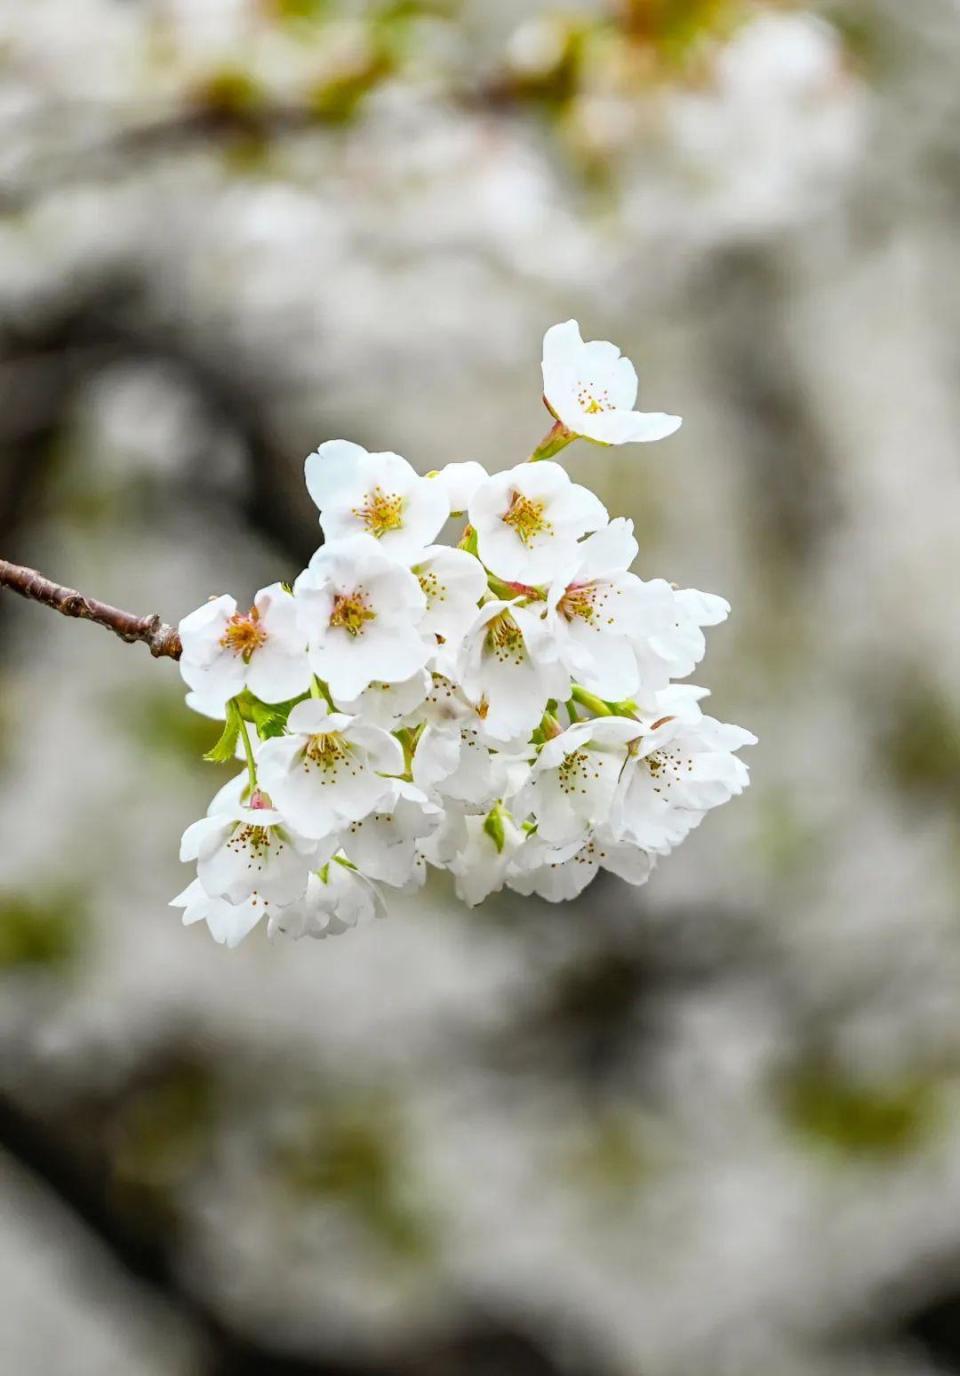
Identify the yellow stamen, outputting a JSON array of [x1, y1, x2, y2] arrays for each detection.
[[558, 583, 596, 623], [576, 384, 614, 415], [220, 607, 267, 662], [329, 592, 376, 637], [305, 733, 350, 772], [502, 490, 551, 546], [417, 569, 443, 605], [352, 486, 405, 539], [485, 610, 526, 665]]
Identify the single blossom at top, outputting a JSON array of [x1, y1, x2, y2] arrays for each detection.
[[469, 460, 608, 584], [305, 440, 448, 558], [294, 533, 432, 701], [541, 320, 682, 446], [178, 584, 311, 708]]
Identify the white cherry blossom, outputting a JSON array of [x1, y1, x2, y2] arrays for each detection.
[[294, 533, 432, 700], [404, 673, 521, 806], [305, 440, 448, 558], [334, 669, 431, 727], [432, 460, 488, 514], [339, 779, 440, 888], [171, 878, 271, 949], [612, 699, 756, 853], [270, 861, 386, 941], [178, 583, 310, 708], [468, 460, 608, 584], [164, 327, 754, 945], [256, 698, 402, 840], [630, 579, 731, 698], [456, 598, 571, 742], [545, 517, 649, 701], [508, 829, 654, 903], [410, 545, 487, 648], [541, 320, 682, 446], [413, 723, 520, 808], [405, 671, 477, 731], [178, 789, 316, 907], [443, 810, 525, 908], [513, 716, 640, 846]]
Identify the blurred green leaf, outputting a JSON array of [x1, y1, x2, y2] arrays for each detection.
[[276, 1096, 433, 1258], [779, 1061, 939, 1160], [878, 678, 960, 814], [111, 682, 226, 767], [0, 891, 85, 970]]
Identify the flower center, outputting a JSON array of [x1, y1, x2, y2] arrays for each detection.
[[352, 486, 405, 539], [502, 490, 552, 546], [417, 569, 443, 606], [229, 822, 278, 859], [558, 748, 593, 795], [484, 610, 527, 665], [220, 608, 267, 662], [643, 744, 693, 796], [305, 732, 351, 774], [329, 591, 376, 637], [558, 582, 597, 623], [576, 384, 614, 415]]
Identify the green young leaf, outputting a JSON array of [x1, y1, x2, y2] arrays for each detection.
[[203, 699, 242, 763], [248, 698, 293, 740]]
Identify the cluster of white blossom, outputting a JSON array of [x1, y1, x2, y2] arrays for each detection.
[[171, 322, 754, 947]]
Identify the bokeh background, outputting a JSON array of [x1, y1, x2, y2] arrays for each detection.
[[2, 1, 960, 1372]]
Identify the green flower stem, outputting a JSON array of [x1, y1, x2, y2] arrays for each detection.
[[570, 684, 614, 717], [529, 419, 574, 462], [236, 711, 258, 793]]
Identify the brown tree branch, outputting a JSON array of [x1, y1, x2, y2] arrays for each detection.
[[0, 557, 182, 659]]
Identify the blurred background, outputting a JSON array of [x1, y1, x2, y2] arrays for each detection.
[[1, 1, 960, 1372]]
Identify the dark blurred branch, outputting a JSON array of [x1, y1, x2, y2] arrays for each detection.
[[0, 557, 182, 659], [0, 1083, 593, 1376]]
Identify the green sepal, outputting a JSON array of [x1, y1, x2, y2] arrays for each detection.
[[483, 802, 507, 854], [457, 525, 479, 557], [203, 698, 242, 763]]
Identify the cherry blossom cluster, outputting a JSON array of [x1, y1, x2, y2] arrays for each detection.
[[172, 321, 755, 947]]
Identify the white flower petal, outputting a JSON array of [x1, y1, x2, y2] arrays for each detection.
[[541, 320, 682, 447]]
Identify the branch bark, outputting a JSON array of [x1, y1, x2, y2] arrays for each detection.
[[0, 557, 182, 659]]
